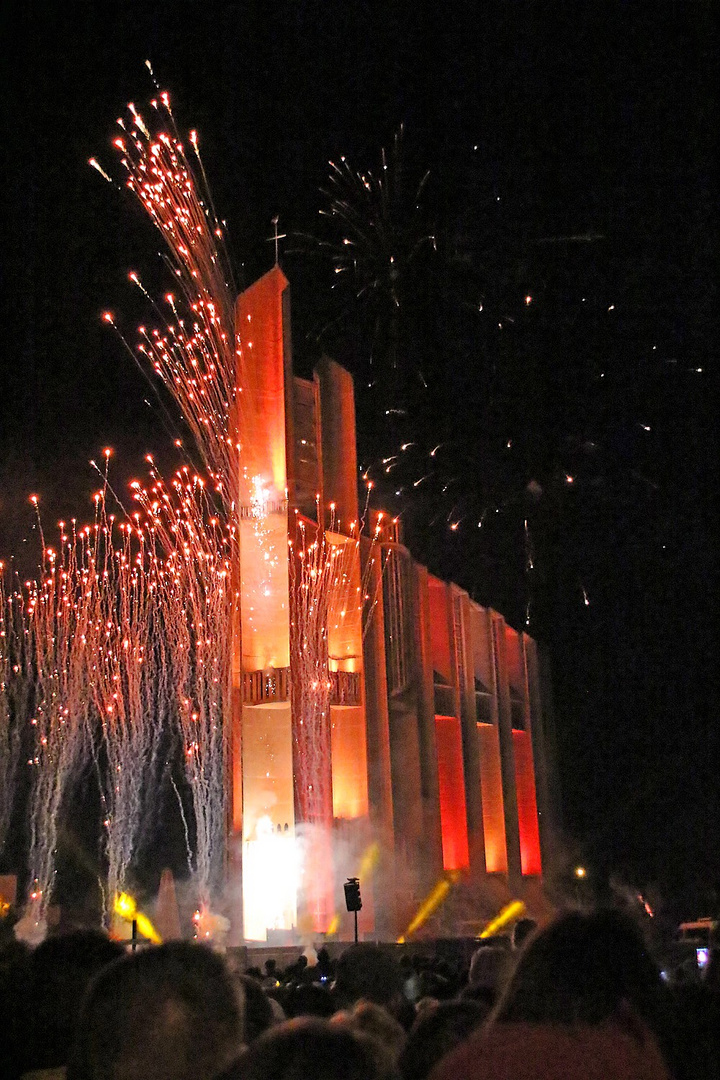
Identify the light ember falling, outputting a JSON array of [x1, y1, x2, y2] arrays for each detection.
[[99, 93, 240, 502], [289, 495, 384, 812], [1, 90, 245, 929], [131, 461, 234, 906], [1, 457, 238, 934]]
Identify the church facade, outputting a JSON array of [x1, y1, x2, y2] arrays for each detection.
[[231, 266, 560, 942]]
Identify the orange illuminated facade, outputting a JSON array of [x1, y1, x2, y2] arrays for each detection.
[[230, 268, 559, 942]]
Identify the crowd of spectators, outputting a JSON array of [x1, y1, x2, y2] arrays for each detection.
[[1, 908, 717, 1080]]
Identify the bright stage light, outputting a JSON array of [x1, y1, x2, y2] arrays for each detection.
[[478, 900, 526, 939], [397, 871, 461, 943], [113, 892, 162, 944], [242, 816, 299, 941]]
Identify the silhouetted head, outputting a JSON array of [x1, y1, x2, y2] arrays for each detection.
[[23, 929, 124, 1073], [333, 944, 403, 1008], [399, 999, 488, 1080], [467, 944, 509, 994], [235, 973, 275, 1042], [283, 982, 336, 1019], [511, 917, 537, 951], [333, 1000, 407, 1062], [218, 1017, 395, 1080], [493, 909, 664, 1027], [67, 941, 243, 1080]]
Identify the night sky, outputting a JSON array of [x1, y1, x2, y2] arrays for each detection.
[[1, 1, 717, 914]]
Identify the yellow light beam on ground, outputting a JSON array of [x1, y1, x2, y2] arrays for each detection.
[[397, 871, 461, 943], [114, 892, 162, 944], [478, 900, 526, 939]]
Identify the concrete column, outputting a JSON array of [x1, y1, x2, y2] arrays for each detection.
[[492, 613, 523, 889], [362, 544, 398, 938], [316, 356, 359, 532], [452, 589, 487, 878], [524, 637, 562, 874], [413, 564, 444, 891]]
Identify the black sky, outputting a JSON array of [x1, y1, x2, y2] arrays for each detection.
[[1, 1, 717, 912]]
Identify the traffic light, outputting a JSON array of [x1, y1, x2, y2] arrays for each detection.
[[344, 877, 362, 912]]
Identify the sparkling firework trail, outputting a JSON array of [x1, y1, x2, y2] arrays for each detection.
[[318, 128, 434, 309], [82, 495, 167, 910], [4, 456, 236, 928], [132, 462, 234, 908], [21, 518, 94, 934], [299, 126, 437, 412], [289, 498, 383, 828], [0, 566, 27, 856], [93, 92, 244, 914], [97, 95, 240, 501]]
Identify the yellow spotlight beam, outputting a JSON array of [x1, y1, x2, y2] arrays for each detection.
[[326, 913, 341, 936], [114, 892, 162, 945], [325, 843, 381, 938], [477, 900, 526, 939], [398, 871, 461, 944], [358, 842, 380, 879]]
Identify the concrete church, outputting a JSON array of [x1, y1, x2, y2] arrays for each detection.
[[231, 265, 559, 943]]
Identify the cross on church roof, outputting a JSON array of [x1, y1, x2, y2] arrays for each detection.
[[266, 215, 287, 266]]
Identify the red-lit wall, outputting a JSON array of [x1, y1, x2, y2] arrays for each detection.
[[428, 580, 452, 683], [512, 730, 542, 875], [478, 723, 508, 873], [435, 715, 470, 871]]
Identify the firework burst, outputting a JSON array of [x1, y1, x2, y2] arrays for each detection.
[[94, 93, 239, 501]]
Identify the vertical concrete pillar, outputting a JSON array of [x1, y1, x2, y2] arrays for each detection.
[[227, 565, 244, 945], [316, 356, 359, 531], [524, 637, 562, 874], [512, 635, 542, 877], [413, 564, 444, 891], [473, 606, 508, 875], [452, 589, 487, 878], [362, 543, 398, 938], [282, 285, 299, 511], [236, 266, 291, 501], [384, 546, 426, 929], [433, 581, 470, 871], [492, 613, 523, 889]]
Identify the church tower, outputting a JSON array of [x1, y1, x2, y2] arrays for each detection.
[[229, 267, 558, 944]]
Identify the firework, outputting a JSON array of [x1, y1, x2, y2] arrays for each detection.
[[298, 127, 437, 419], [82, 499, 166, 911], [316, 128, 434, 315], [96, 94, 239, 502], [131, 463, 234, 909], [21, 517, 94, 934], [0, 565, 27, 857]]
